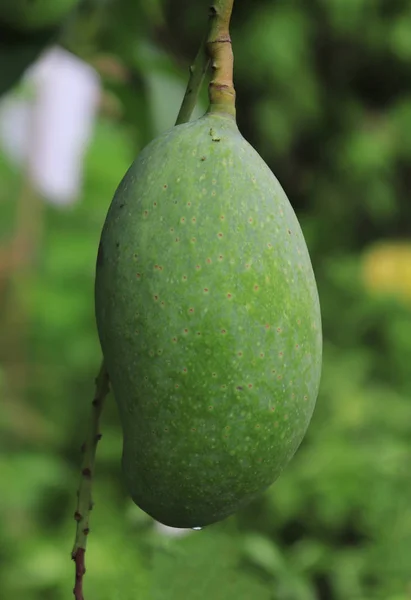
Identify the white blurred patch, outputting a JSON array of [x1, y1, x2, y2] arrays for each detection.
[[0, 46, 101, 206]]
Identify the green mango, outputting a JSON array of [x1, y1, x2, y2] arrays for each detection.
[[95, 110, 322, 529], [0, 23, 56, 98], [0, 0, 78, 32]]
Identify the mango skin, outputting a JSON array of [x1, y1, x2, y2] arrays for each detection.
[[95, 112, 322, 528]]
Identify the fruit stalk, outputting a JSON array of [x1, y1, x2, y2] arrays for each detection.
[[71, 362, 109, 600], [71, 4, 226, 595], [206, 0, 236, 118]]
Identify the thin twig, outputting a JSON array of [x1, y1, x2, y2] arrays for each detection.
[[175, 32, 210, 126], [71, 362, 109, 600]]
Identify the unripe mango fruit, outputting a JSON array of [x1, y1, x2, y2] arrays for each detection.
[[95, 111, 322, 529]]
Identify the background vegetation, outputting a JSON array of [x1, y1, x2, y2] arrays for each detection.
[[1, 1, 411, 598]]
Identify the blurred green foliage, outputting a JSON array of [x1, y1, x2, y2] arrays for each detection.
[[1, 0, 411, 599]]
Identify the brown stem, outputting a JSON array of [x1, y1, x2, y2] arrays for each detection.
[[73, 548, 86, 600], [206, 0, 236, 118]]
